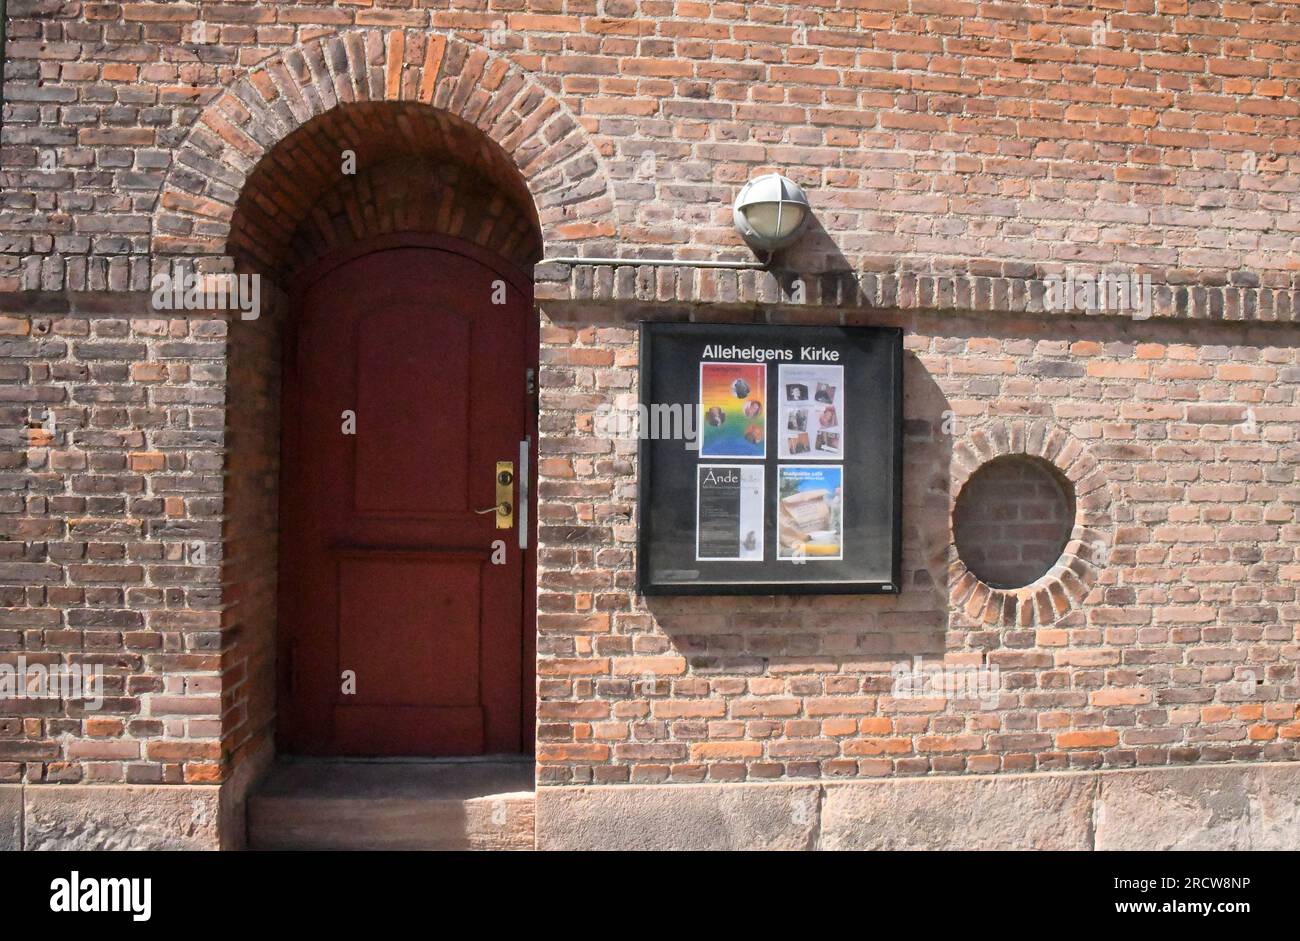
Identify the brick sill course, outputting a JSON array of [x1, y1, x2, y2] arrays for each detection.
[[536, 262, 1300, 324], [3, 266, 1300, 324]]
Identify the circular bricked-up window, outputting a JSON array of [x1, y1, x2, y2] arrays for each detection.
[[952, 455, 1076, 590]]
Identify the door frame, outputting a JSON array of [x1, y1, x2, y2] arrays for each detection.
[[276, 231, 539, 755]]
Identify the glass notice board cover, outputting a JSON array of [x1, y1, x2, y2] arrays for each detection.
[[636, 322, 903, 595]]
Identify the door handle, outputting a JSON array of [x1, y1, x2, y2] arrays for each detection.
[[475, 461, 514, 529]]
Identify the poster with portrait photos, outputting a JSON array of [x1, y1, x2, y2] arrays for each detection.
[[778, 364, 844, 460]]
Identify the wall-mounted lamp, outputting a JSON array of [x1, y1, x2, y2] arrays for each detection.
[[732, 172, 811, 255]]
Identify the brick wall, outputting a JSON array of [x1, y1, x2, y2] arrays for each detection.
[[219, 292, 282, 780], [0, 311, 228, 784], [4, 2, 1300, 287], [1, 1, 1299, 796], [536, 305, 1300, 784]]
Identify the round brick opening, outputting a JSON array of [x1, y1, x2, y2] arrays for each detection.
[[953, 455, 1076, 590]]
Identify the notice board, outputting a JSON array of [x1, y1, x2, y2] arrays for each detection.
[[636, 322, 903, 595]]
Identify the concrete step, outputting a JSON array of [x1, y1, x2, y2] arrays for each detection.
[[247, 757, 535, 851]]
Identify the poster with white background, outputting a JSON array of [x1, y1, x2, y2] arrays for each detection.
[[695, 464, 765, 562], [778, 364, 844, 460]]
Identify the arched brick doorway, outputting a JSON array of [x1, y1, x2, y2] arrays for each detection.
[[144, 30, 618, 831], [222, 100, 544, 761]]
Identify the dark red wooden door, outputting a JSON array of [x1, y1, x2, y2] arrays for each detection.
[[277, 242, 532, 756]]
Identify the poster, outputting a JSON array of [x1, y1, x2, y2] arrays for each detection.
[[776, 465, 843, 561], [778, 364, 843, 459], [699, 362, 766, 458], [695, 465, 764, 561]]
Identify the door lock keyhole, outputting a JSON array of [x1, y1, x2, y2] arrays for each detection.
[[498, 470, 514, 487]]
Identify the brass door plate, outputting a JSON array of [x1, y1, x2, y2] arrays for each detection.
[[494, 461, 514, 530]]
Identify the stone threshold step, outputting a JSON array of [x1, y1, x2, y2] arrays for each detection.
[[247, 756, 535, 851]]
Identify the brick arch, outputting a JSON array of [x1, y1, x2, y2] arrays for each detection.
[[152, 29, 617, 275], [948, 420, 1116, 628], [227, 105, 545, 277], [276, 152, 543, 277]]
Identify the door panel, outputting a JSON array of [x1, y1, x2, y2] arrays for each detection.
[[352, 305, 471, 516], [277, 243, 530, 756], [335, 554, 481, 707]]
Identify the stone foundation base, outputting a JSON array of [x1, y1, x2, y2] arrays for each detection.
[[4, 761, 1298, 849], [536, 762, 1300, 851], [2, 784, 223, 850], [1, 742, 274, 851]]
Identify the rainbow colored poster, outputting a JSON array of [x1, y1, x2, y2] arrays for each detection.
[[698, 362, 766, 458]]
